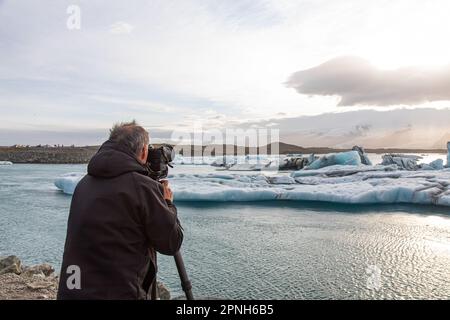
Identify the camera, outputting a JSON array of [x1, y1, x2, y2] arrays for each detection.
[[146, 144, 175, 180]]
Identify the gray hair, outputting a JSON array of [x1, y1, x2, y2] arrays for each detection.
[[109, 120, 149, 157]]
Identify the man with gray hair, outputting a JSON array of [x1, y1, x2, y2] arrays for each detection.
[[57, 121, 183, 299]]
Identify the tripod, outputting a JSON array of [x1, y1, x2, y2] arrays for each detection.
[[151, 251, 194, 300], [174, 251, 194, 300]]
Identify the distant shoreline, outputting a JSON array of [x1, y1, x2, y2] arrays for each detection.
[[0, 143, 446, 164]]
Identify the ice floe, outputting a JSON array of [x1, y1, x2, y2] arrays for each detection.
[[54, 173, 83, 195], [55, 165, 450, 206]]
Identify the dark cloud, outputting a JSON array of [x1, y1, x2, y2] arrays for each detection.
[[285, 56, 450, 106]]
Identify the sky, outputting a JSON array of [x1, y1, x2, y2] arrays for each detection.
[[1, 0, 450, 146]]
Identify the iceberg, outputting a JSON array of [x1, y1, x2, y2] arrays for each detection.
[[420, 159, 444, 171], [381, 154, 421, 170], [55, 167, 450, 206], [210, 156, 237, 167], [276, 147, 369, 171], [447, 141, 450, 168], [54, 173, 84, 195], [173, 155, 188, 165], [305, 151, 361, 170], [352, 146, 372, 165], [0, 161, 13, 165], [170, 168, 450, 206], [245, 154, 270, 162], [278, 156, 315, 170], [215, 155, 282, 171], [173, 155, 217, 165]]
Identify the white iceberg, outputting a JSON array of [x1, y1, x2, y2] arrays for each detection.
[[172, 167, 450, 206], [381, 154, 421, 170], [210, 156, 237, 167], [0, 161, 13, 165], [54, 173, 84, 195], [212, 155, 282, 171], [173, 155, 217, 165], [55, 166, 450, 206]]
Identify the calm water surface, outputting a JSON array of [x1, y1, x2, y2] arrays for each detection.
[[0, 163, 449, 299]]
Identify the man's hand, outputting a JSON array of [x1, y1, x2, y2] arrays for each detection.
[[161, 180, 173, 202]]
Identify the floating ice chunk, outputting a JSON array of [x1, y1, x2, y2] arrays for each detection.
[[245, 154, 270, 162], [54, 173, 83, 195], [0, 161, 13, 165], [305, 151, 362, 170], [220, 155, 279, 171], [210, 156, 237, 167], [421, 159, 444, 171], [278, 156, 312, 170], [447, 141, 450, 168], [173, 155, 188, 165], [430, 159, 444, 170], [381, 154, 421, 170], [168, 169, 450, 205], [55, 167, 450, 206], [174, 156, 216, 165], [352, 146, 372, 165]]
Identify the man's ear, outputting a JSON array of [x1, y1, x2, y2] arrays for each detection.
[[137, 146, 145, 164], [141, 145, 148, 162]]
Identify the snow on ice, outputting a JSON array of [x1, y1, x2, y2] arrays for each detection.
[[55, 165, 450, 207]]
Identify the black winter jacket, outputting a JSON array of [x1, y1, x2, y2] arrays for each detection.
[[57, 140, 183, 299]]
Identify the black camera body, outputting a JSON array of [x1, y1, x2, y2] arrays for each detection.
[[146, 144, 175, 181]]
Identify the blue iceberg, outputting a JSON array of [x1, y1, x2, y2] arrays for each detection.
[[447, 141, 450, 168], [305, 151, 361, 170]]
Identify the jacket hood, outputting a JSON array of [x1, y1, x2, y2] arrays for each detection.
[[87, 140, 148, 178]]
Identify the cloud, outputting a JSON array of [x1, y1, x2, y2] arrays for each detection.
[[3, 0, 450, 134], [109, 21, 134, 34], [88, 95, 177, 113], [2, 107, 449, 148], [240, 108, 450, 149], [286, 56, 450, 106]]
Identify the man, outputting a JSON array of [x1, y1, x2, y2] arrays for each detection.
[[57, 121, 183, 299]]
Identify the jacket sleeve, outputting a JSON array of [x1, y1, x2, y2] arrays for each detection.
[[136, 177, 184, 255]]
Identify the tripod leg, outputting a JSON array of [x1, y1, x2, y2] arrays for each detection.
[[150, 278, 158, 300], [174, 251, 194, 300]]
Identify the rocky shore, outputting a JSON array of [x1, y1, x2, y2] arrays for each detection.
[[0, 146, 99, 164], [0, 255, 171, 300], [0, 256, 58, 300], [1, 144, 446, 164]]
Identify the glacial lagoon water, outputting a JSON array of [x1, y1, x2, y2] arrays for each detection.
[[1, 161, 450, 299]]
